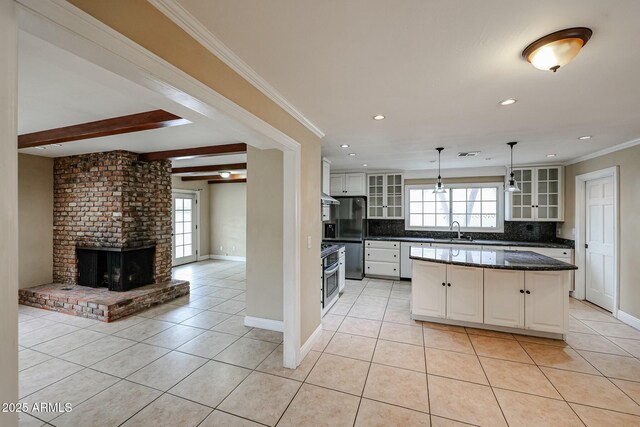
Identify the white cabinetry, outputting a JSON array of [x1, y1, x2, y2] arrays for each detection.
[[400, 241, 430, 279], [365, 240, 400, 279], [367, 173, 403, 219], [524, 270, 568, 334], [411, 261, 447, 318], [510, 246, 574, 290], [411, 262, 483, 322], [484, 269, 525, 328], [338, 247, 346, 293], [322, 159, 331, 221], [330, 173, 366, 196], [507, 166, 564, 221]]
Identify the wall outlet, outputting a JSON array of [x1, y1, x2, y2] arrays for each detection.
[[307, 236, 312, 249]]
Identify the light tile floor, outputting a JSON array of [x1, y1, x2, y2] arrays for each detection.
[[16, 260, 640, 426]]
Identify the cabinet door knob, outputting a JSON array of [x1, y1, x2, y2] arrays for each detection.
[[525, 290, 531, 294], [519, 289, 524, 293], [441, 282, 446, 287], [447, 283, 451, 287]]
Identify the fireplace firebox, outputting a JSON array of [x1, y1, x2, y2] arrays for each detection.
[[77, 245, 155, 292]]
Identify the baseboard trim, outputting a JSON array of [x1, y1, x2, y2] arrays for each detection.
[[300, 324, 323, 360], [244, 316, 284, 332], [210, 255, 246, 262], [617, 310, 640, 330], [197, 254, 211, 261]]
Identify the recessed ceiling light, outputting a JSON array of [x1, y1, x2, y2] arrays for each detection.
[[578, 135, 592, 140], [340, 144, 350, 148], [362, 163, 368, 167], [174, 155, 196, 160], [51, 144, 62, 147], [546, 154, 557, 158], [35, 146, 46, 150], [372, 115, 386, 120], [499, 98, 517, 106], [219, 171, 231, 178], [348, 153, 357, 156]]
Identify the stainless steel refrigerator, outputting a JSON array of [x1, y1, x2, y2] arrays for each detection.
[[323, 196, 366, 280]]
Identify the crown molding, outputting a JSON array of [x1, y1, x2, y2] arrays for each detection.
[[149, 0, 325, 140], [564, 137, 640, 165]]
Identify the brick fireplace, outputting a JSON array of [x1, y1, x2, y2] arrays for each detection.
[[53, 150, 172, 288]]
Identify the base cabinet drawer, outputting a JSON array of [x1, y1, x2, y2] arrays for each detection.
[[365, 261, 399, 278], [365, 240, 400, 250], [366, 248, 399, 263]]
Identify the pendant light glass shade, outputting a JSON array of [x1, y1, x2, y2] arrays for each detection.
[[505, 142, 520, 193], [433, 147, 446, 193]]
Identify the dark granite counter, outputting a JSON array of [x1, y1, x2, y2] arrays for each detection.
[[366, 236, 572, 249], [409, 246, 577, 271]]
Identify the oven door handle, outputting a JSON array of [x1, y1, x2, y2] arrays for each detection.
[[324, 264, 340, 276]]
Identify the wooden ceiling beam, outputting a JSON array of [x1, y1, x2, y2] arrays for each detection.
[[171, 162, 247, 174], [208, 178, 247, 184], [18, 110, 189, 149], [139, 143, 247, 162]]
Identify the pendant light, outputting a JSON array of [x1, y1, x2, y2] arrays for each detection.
[[433, 147, 446, 193], [505, 142, 520, 193]]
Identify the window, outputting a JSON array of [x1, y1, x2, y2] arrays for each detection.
[[405, 183, 504, 231]]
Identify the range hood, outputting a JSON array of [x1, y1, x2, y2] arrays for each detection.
[[321, 192, 340, 205]]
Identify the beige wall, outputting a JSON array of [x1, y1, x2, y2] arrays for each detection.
[[171, 176, 210, 257], [210, 182, 246, 258], [18, 154, 53, 289], [0, 0, 18, 422], [68, 0, 322, 344], [246, 147, 283, 321], [561, 144, 640, 318]]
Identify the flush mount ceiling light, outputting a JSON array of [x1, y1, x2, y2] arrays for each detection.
[[433, 147, 446, 194], [546, 154, 557, 158], [219, 171, 231, 179], [348, 153, 357, 156], [372, 115, 386, 120], [499, 98, 518, 106], [362, 163, 368, 167], [522, 27, 592, 72], [578, 135, 592, 140], [35, 146, 46, 150], [505, 142, 520, 193], [340, 144, 350, 148]]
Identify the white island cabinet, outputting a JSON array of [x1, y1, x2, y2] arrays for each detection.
[[411, 246, 574, 339]]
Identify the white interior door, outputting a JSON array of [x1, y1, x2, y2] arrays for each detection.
[[173, 192, 198, 266], [585, 176, 615, 311]]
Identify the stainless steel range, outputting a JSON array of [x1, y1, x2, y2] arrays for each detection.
[[321, 244, 342, 316]]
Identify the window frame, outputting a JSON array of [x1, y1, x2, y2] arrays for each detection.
[[404, 182, 505, 232]]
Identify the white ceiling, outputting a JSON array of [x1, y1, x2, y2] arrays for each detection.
[[173, 0, 640, 171], [17, 30, 242, 167]]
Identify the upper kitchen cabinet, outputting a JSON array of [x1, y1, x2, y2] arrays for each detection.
[[322, 158, 331, 221], [367, 173, 403, 219], [506, 166, 564, 221], [330, 172, 366, 196]]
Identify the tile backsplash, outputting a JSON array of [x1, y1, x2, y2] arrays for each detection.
[[367, 219, 565, 244]]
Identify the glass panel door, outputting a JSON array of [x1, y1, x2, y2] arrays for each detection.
[[510, 168, 534, 220], [367, 174, 384, 218], [385, 174, 403, 218], [536, 167, 560, 220], [172, 192, 197, 266]]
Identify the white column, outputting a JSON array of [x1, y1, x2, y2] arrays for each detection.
[[0, 0, 19, 425]]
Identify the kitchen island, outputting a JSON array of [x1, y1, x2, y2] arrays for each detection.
[[410, 246, 578, 339]]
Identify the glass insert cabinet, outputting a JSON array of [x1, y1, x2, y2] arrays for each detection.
[[506, 166, 564, 221], [367, 173, 404, 219]]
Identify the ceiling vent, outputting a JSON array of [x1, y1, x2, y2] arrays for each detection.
[[457, 151, 480, 157]]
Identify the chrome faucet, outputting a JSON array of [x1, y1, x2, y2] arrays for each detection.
[[450, 221, 461, 239]]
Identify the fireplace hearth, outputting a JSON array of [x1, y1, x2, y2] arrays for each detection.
[[77, 245, 155, 292]]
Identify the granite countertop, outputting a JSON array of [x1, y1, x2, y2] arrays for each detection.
[[409, 246, 578, 271], [365, 236, 572, 249]]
